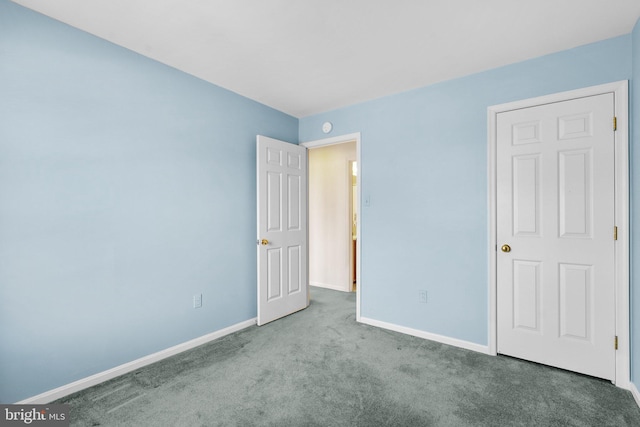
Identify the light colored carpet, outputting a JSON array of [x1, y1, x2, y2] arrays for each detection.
[[57, 287, 640, 426]]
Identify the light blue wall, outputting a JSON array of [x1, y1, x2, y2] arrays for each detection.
[[1, 0, 638, 405], [631, 18, 640, 390], [300, 36, 632, 346], [0, 0, 297, 403]]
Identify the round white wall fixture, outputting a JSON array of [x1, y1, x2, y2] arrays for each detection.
[[322, 122, 333, 133]]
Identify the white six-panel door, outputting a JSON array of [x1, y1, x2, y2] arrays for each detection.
[[496, 93, 616, 380], [257, 135, 308, 326]]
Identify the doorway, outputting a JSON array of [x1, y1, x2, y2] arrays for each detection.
[[301, 133, 362, 320], [307, 141, 356, 293]]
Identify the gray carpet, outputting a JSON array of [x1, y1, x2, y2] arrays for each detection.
[[57, 287, 640, 426]]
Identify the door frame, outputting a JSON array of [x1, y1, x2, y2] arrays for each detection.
[[487, 81, 630, 388], [301, 132, 362, 321]]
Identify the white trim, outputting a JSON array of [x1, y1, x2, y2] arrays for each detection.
[[487, 80, 630, 388], [17, 318, 257, 404], [488, 104, 498, 357], [301, 132, 362, 321], [613, 81, 631, 390], [630, 383, 640, 409], [302, 132, 361, 149], [360, 317, 490, 355], [311, 282, 350, 292]]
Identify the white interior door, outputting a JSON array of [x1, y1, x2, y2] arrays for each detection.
[[496, 93, 616, 380], [257, 135, 308, 326]]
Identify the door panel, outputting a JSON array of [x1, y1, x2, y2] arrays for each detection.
[[267, 248, 282, 301], [512, 260, 541, 332], [558, 263, 592, 341], [558, 149, 592, 237], [257, 135, 308, 325], [512, 155, 540, 236], [496, 93, 615, 380], [288, 245, 302, 294], [287, 175, 301, 230], [267, 172, 282, 232]]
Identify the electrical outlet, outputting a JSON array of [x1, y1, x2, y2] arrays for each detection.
[[419, 290, 428, 303], [193, 293, 202, 308]]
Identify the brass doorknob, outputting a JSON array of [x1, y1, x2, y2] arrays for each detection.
[[260, 239, 269, 245], [501, 244, 511, 253]]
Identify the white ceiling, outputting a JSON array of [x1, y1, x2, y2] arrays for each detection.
[[11, 0, 640, 118]]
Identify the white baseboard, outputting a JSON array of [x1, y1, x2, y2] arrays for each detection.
[[631, 382, 640, 409], [310, 281, 350, 292], [17, 318, 257, 404], [359, 316, 490, 355]]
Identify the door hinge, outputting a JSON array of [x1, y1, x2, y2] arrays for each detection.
[[614, 226, 618, 241], [613, 117, 617, 131], [615, 336, 618, 350]]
